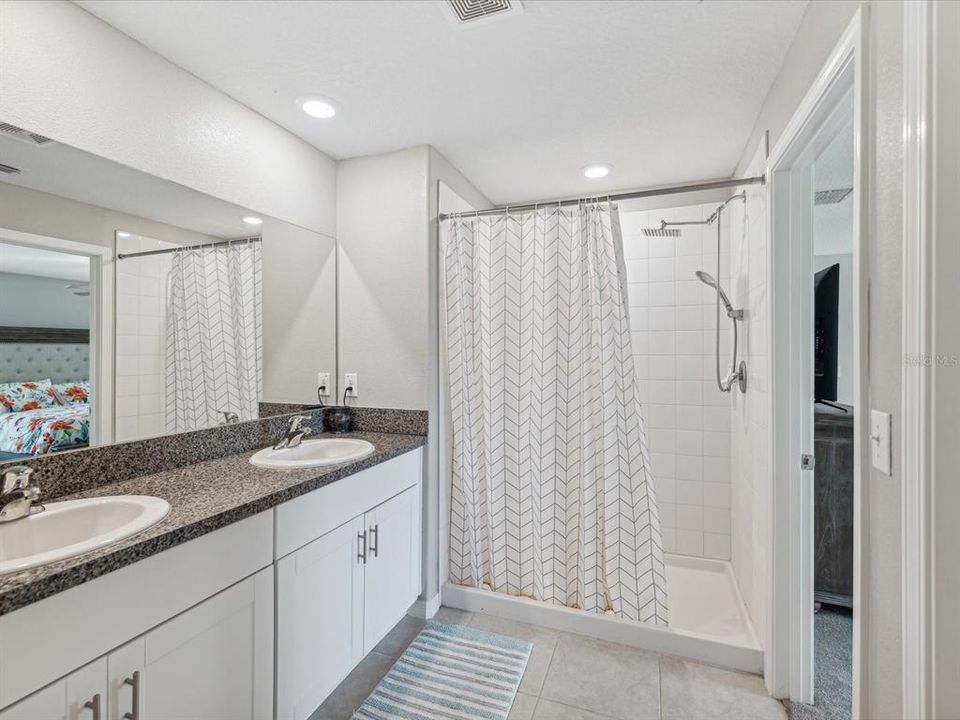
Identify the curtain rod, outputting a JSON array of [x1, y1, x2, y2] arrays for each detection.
[[438, 175, 765, 221], [117, 236, 261, 260]]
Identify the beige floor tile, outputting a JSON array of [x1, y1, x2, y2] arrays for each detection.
[[308, 651, 394, 720], [508, 692, 540, 720], [466, 613, 562, 695], [433, 606, 474, 625], [539, 633, 660, 720], [371, 614, 426, 658], [660, 656, 787, 720], [532, 699, 621, 719]]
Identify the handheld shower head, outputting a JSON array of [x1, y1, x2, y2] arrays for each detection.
[[695, 271, 735, 314]]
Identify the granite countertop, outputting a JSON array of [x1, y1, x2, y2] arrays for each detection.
[[0, 431, 426, 617]]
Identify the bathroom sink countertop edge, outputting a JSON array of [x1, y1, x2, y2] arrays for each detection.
[[0, 431, 426, 617]]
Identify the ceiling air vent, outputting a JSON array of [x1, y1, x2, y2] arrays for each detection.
[[815, 188, 853, 205], [0, 163, 21, 175], [0, 122, 53, 146], [444, 0, 522, 26]]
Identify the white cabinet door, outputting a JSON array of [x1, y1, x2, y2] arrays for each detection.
[[276, 515, 365, 720], [107, 638, 143, 720], [139, 567, 273, 720], [363, 485, 421, 654], [0, 658, 106, 720]]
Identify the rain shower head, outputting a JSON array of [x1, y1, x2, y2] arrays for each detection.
[[641, 220, 680, 237], [695, 270, 734, 313]]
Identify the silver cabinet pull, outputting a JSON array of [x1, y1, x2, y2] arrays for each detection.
[[358, 530, 367, 564], [83, 693, 101, 720], [369, 524, 379, 558], [123, 671, 141, 720]]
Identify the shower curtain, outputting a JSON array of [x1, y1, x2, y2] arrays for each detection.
[[443, 202, 668, 625], [164, 240, 262, 433]]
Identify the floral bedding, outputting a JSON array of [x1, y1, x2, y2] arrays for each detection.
[[0, 380, 60, 413], [52, 381, 91, 405], [0, 403, 90, 456]]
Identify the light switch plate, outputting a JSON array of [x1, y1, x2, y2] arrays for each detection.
[[316, 372, 330, 397], [870, 409, 892, 475], [344, 373, 358, 398]]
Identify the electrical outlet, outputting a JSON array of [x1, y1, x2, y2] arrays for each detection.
[[344, 373, 358, 398], [316, 372, 330, 397]]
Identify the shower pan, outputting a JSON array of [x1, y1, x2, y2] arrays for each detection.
[[660, 194, 747, 393]]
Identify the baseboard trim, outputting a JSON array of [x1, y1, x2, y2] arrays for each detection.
[[410, 593, 442, 619]]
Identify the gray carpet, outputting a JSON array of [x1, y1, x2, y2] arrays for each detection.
[[784, 606, 853, 720]]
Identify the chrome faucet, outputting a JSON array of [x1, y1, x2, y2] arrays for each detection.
[[274, 415, 313, 450], [219, 410, 240, 425], [0, 466, 43, 523]]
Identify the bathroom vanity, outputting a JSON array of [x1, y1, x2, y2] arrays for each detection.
[[0, 435, 424, 720]]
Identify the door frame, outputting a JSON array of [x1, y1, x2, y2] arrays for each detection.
[[902, 1, 960, 717], [0, 227, 114, 446], [766, 8, 867, 710]]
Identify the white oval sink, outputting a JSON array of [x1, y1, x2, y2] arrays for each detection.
[[250, 438, 375, 470], [0, 495, 170, 576]]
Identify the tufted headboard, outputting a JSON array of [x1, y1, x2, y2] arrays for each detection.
[[0, 327, 90, 384]]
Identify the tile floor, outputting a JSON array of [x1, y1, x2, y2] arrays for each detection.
[[309, 607, 787, 720]]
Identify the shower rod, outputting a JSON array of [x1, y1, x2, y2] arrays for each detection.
[[117, 235, 260, 260], [438, 174, 765, 221]]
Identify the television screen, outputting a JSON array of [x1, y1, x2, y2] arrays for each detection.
[[814, 264, 840, 402]]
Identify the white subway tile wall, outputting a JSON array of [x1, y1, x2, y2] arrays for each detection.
[[621, 203, 733, 560], [115, 235, 175, 441]]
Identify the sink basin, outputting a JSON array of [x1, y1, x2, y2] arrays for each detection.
[[250, 438, 375, 470], [0, 495, 170, 575]]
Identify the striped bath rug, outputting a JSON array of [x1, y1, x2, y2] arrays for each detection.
[[351, 621, 532, 720]]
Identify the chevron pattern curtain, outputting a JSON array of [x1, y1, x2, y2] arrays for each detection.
[[443, 202, 668, 625], [164, 240, 262, 433]]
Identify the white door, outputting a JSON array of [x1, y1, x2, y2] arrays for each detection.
[[276, 515, 366, 720], [139, 567, 273, 720], [0, 658, 106, 720], [363, 485, 421, 654]]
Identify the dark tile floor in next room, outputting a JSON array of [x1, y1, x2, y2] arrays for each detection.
[[310, 607, 789, 720]]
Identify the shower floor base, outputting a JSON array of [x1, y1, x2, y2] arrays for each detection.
[[442, 553, 762, 674]]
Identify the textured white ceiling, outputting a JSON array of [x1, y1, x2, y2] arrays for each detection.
[[75, 0, 808, 204], [813, 114, 854, 256]]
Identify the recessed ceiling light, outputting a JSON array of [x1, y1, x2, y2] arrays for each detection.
[[242, 216, 263, 226], [583, 164, 612, 179], [117, 231, 132, 238], [299, 96, 337, 119]]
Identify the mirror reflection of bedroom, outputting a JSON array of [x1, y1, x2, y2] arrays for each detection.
[[0, 118, 337, 462], [0, 242, 93, 459]]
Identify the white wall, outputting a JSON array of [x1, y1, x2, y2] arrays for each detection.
[[620, 203, 733, 560], [261, 219, 337, 404], [336, 146, 430, 410], [0, 0, 336, 236], [861, 3, 906, 715]]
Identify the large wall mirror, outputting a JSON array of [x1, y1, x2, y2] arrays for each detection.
[[0, 122, 337, 461]]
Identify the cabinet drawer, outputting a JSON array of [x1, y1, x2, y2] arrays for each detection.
[[275, 448, 422, 559]]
